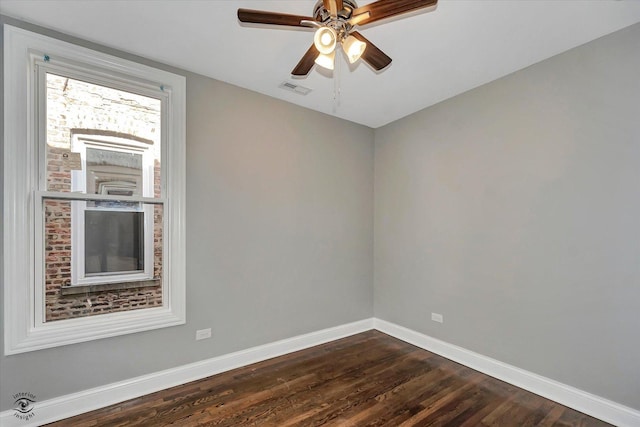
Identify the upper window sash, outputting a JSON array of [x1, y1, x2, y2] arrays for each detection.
[[34, 57, 168, 199]]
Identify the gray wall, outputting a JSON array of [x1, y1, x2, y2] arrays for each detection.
[[374, 23, 640, 409], [0, 17, 374, 411]]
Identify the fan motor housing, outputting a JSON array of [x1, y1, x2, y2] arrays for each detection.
[[313, 0, 358, 23]]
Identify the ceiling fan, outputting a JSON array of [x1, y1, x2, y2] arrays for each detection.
[[237, 0, 438, 76]]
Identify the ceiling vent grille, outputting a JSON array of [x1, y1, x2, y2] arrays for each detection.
[[279, 81, 312, 95]]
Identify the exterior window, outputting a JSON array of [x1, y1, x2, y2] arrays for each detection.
[[84, 210, 145, 274], [4, 26, 186, 354], [68, 133, 157, 288]]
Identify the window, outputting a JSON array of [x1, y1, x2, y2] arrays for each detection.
[[70, 133, 156, 287], [4, 26, 186, 354]]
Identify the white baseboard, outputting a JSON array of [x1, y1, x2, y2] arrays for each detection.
[[2, 317, 639, 427], [373, 318, 640, 427], [0, 319, 374, 427]]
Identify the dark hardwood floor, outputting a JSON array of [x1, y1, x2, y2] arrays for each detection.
[[47, 330, 611, 426]]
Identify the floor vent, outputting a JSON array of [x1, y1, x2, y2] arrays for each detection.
[[279, 81, 312, 95]]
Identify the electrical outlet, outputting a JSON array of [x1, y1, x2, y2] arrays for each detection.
[[195, 328, 212, 341], [431, 313, 444, 323]]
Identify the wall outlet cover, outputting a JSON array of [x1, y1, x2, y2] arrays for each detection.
[[196, 328, 212, 340], [431, 313, 444, 323]]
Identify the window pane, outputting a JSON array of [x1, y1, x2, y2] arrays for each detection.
[[43, 198, 164, 322], [45, 73, 161, 196], [85, 210, 145, 275], [86, 147, 143, 196]]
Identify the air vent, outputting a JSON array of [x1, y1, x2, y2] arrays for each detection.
[[279, 81, 312, 95]]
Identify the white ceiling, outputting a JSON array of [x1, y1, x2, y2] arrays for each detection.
[[2, 0, 640, 128]]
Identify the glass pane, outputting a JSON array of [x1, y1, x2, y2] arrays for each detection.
[[85, 210, 145, 275], [43, 197, 164, 322], [86, 147, 143, 196], [45, 73, 161, 197]]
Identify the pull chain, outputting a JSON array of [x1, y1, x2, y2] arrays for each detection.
[[333, 50, 341, 113]]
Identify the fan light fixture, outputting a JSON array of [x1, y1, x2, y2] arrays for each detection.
[[313, 27, 337, 55], [342, 35, 367, 63], [314, 51, 336, 70], [312, 27, 366, 70]]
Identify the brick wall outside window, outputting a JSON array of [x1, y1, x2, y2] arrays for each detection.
[[45, 75, 164, 322]]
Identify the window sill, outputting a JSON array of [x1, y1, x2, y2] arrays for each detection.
[[61, 279, 160, 295]]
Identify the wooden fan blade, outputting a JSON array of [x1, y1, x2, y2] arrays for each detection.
[[351, 31, 392, 71], [323, 0, 337, 17], [352, 0, 437, 26], [238, 9, 314, 27], [292, 44, 320, 76], [322, 0, 344, 17]]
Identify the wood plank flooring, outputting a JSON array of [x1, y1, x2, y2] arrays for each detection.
[[46, 330, 612, 426]]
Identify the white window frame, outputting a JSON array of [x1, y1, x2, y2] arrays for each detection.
[[70, 134, 155, 286], [3, 25, 186, 355]]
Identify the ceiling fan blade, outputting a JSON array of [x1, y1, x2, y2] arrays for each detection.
[[351, 0, 437, 26], [292, 44, 320, 76], [351, 32, 392, 71], [348, 11, 371, 26], [322, 0, 345, 18], [323, 0, 337, 17], [238, 9, 315, 27]]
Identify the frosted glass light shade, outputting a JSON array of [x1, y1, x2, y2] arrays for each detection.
[[342, 35, 366, 63], [314, 51, 335, 70], [314, 27, 337, 55]]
